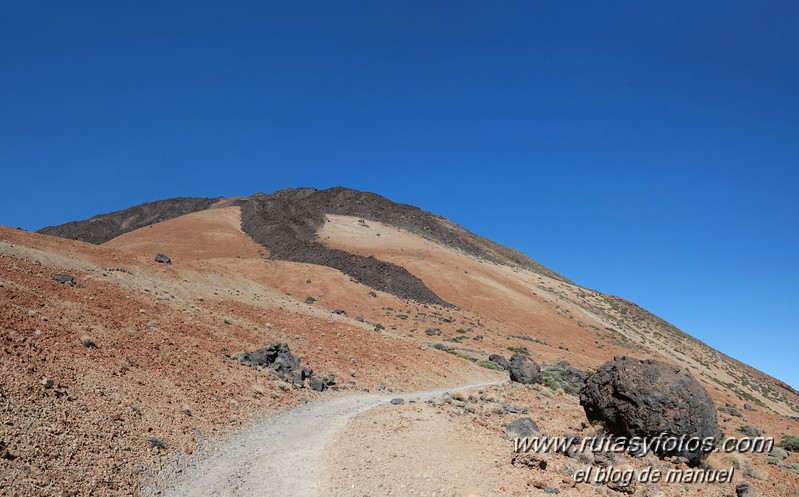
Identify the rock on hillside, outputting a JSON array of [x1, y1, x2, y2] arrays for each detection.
[[580, 356, 720, 466]]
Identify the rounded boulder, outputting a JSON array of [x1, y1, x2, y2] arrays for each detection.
[[580, 356, 719, 466]]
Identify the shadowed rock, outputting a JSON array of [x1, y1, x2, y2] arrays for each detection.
[[154, 253, 171, 265], [52, 274, 75, 285], [508, 353, 542, 384], [488, 354, 510, 370], [506, 417, 540, 440]]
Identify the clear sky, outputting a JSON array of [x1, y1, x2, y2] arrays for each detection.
[[2, 2, 797, 389]]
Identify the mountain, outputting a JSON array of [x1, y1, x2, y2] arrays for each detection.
[[2, 186, 797, 495]]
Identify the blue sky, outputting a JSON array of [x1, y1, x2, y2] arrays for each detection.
[[2, 1, 797, 390]]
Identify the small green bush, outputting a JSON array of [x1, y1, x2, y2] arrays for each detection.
[[148, 437, 167, 450], [507, 346, 530, 355], [781, 434, 799, 452], [475, 360, 503, 371]]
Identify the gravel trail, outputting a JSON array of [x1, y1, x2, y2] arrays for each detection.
[[149, 382, 503, 497]]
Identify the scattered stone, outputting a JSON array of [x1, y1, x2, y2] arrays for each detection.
[[0, 440, 14, 461], [735, 481, 753, 497], [511, 452, 548, 470], [390, 398, 404, 405], [309, 374, 336, 392], [505, 417, 540, 440], [154, 253, 171, 265], [743, 403, 754, 411], [488, 354, 510, 370], [632, 485, 665, 497], [332, 309, 347, 317], [508, 353, 542, 384], [607, 464, 637, 494], [78, 336, 97, 348], [52, 274, 75, 286], [41, 378, 54, 389], [543, 488, 560, 494], [305, 296, 316, 304], [580, 356, 719, 466]]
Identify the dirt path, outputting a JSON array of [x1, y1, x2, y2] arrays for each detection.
[[148, 382, 503, 497]]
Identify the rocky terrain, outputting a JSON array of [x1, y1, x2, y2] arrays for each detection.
[[2, 186, 798, 496]]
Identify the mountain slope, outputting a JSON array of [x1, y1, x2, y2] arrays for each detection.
[[1, 185, 795, 496]]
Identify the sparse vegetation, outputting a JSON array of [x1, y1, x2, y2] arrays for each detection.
[[507, 346, 530, 355], [475, 360, 503, 371], [737, 425, 762, 437], [148, 437, 167, 450], [780, 434, 799, 452]]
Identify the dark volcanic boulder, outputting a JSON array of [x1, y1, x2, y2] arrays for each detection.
[[580, 356, 719, 466], [239, 343, 300, 374], [489, 354, 510, 370], [508, 353, 542, 384]]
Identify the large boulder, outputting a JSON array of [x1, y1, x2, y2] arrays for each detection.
[[580, 356, 719, 466], [508, 353, 542, 384]]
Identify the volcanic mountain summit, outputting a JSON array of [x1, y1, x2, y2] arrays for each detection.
[[2, 186, 798, 495]]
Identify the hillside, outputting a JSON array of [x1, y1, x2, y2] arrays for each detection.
[[1, 186, 797, 496]]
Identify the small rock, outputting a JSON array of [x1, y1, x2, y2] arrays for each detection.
[[309, 378, 327, 392], [736, 481, 753, 497], [743, 403, 754, 411], [511, 452, 548, 470], [390, 398, 404, 405], [0, 440, 14, 460], [154, 254, 171, 265], [52, 274, 75, 285], [607, 464, 637, 494], [41, 378, 54, 389], [505, 418, 540, 440], [544, 488, 560, 494], [488, 354, 510, 370]]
